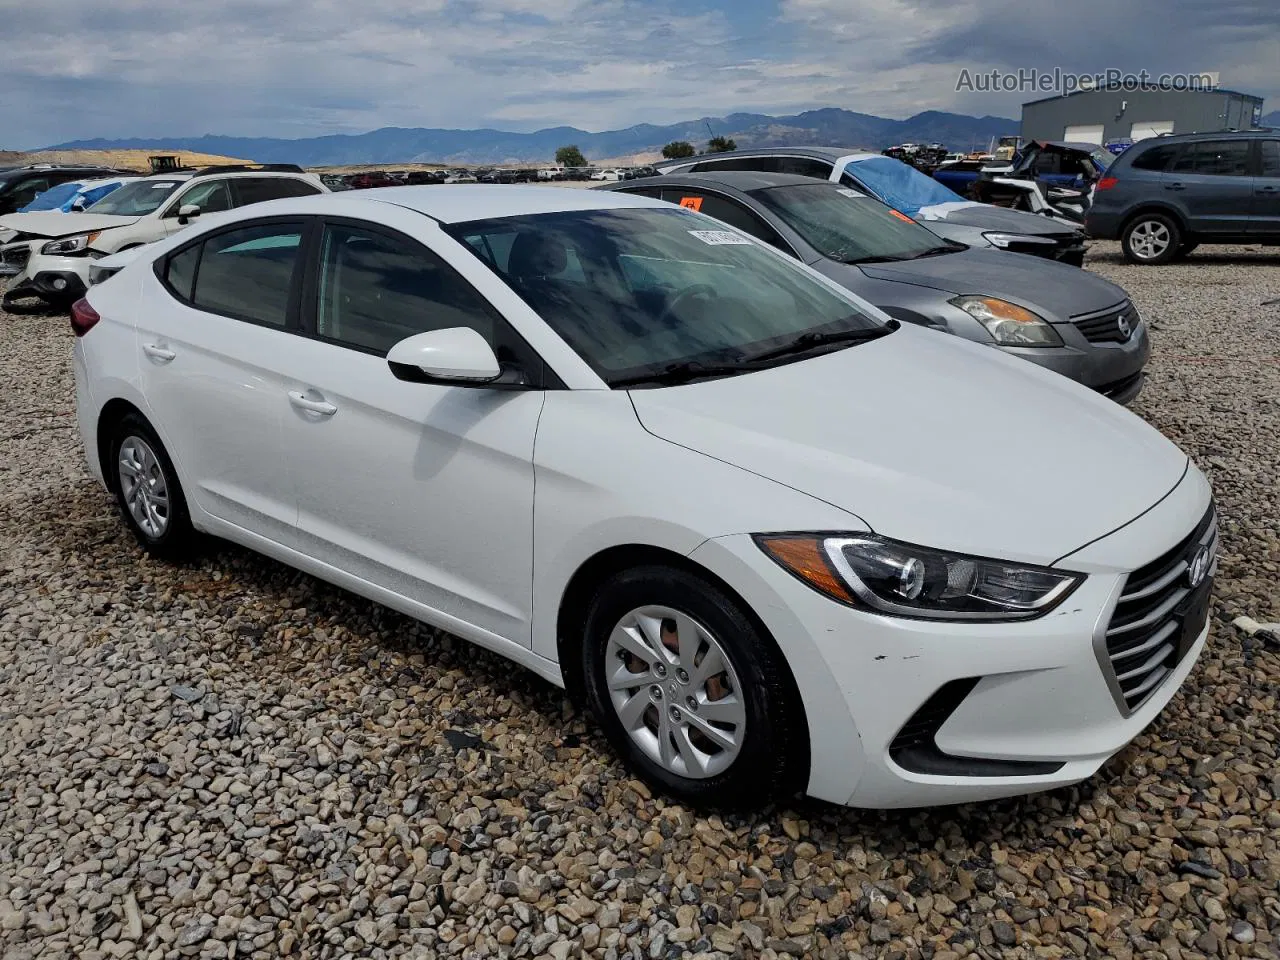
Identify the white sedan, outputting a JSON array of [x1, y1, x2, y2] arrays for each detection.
[[71, 186, 1216, 809]]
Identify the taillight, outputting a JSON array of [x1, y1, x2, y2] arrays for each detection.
[[70, 298, 101, 337], [1096, 177, 1119, 192]]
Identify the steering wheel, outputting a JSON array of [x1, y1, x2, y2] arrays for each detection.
[[656, 284, 718, 327]]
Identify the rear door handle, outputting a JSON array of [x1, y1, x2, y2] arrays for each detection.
[[288, 391, 338, 417], [1164, 182, 1185, 191], [142, 343, 176, 363], [1259, 185, 1280, 193]]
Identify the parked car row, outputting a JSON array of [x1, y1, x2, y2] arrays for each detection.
[[68, 182, 1214, 811], [0, 164, 326, 309]]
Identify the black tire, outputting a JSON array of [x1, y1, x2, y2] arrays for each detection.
[[1121, 212, 1182, 265], [108, 413, 198, 559], [581, 564, 808, 808]]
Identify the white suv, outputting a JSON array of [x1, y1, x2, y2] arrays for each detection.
[[0, 165, 327, 309]]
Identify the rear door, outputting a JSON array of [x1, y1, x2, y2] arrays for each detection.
[[1164, 139, 1254, 235], [137, 218, 309, 543], [1249, 140, 1280, 237]]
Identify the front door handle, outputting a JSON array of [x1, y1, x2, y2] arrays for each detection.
[[142, 343, 176, 363], [1259, 185, 1280, 193], [288, 391, 338, 417], [1164, 182, 1185, 191]]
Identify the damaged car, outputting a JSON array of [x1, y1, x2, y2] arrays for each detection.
[[656, 147, 1089, 265], [969, 141, 1114, 225], [0, 164, 326, 310]]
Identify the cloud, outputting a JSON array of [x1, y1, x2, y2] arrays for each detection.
[[0, 0, 1273, 148]]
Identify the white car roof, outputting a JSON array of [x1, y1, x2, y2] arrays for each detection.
[[346, 184, 665, 224]]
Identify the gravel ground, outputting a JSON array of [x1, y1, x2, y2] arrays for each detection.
[[1, 245, 1278, 960]]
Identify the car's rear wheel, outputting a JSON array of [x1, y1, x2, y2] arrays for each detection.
[[581, 564, 807, 808], [1121, 213, 1181, 264], [109, 413, 197, 558]]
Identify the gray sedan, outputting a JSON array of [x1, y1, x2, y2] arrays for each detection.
[[605, 171, 1148, 404]]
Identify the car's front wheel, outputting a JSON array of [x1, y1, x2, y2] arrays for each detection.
[[1121, 212, 1182, 264], [109, 413, 197, 558], [581, 564, 807, 808]]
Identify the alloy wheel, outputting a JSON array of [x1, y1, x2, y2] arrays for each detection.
[[117, 436, 170, 538], [604, 605, 746, 779], [1130, 220, 1172, 260]]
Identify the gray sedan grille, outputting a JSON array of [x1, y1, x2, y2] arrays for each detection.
[[1074, 302, 1137, 344], [1102, 506, 1216, 713]]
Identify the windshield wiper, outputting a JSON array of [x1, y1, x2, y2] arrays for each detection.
[[840, 253, 904, 264], [611, 358, 764, 388], [748, 321, 899, 362], [903, 244, 963, 260]]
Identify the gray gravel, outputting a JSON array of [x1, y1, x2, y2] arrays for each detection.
[[2, 245, 1279, 960]]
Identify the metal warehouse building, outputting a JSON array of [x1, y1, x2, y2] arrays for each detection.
[[1021, 86, 1265, 145]]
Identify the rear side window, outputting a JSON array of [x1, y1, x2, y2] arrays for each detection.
[[1170, 140, 1250, 176], [1261, 141, 1280, 178], [164, 245, 200, 300], [190, 222, 304, 326], [1129, 143, 1181, 171], [233, 177, 322, 206]]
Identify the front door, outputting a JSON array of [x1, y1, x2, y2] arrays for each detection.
[[135, 219, 307, 543], [1249, 140, 1280, 237], [277, 218, 544, 644]]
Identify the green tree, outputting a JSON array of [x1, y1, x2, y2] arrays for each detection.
[[661, 140, 696, 159], [555, 145, 587, 167], [706, 136, 737, 154]]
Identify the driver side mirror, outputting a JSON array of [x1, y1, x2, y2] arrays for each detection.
[[177, 204, 201, 225], [386, 328, 507, 385]]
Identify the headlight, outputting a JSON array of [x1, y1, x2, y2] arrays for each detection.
[[982, 232, 1056, 249], [756, 534, 1082, 621], [950, 295, 1062, 347], [40, 232, 100, 256]]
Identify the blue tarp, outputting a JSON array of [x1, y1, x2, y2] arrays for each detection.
[[846, 156, 966, 216]]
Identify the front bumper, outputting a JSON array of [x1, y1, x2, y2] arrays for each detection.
[[4, 252, 92, 306], [1000, 308, 1150, 404], [688, 467, 1213, 808]]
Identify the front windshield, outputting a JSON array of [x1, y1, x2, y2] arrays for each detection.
[[21, 182, 81, 211], [845, 156, 966, 215], [751, 184, 958, 263], [86, 179, 183, 216], [448, 207, 886, 384]]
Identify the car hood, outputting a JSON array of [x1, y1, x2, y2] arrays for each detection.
[[917, 201, 1073, 237], [854, 247, 1125, 318], [0, 211, 140, 238], [629, 325, 1186, 566]]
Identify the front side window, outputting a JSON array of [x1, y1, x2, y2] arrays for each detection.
[[1260, 141, 1280, 178], [657, 189, 788, 249], [448, 207, 885, 384], [316, 223, 496, 353], [190, 222, 304, 326], [170, 180, 232, 217], [1170, 140, 1250, 176], [87, 179, 183, 216], [751, 183, 959, 264]]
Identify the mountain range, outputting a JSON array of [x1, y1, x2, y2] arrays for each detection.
[[46, 108, 1019, 166]]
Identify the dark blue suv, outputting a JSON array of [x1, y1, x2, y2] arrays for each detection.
[[1085, 131, 1280, 264]]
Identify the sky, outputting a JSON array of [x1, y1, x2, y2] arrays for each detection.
[[2, 0, 1276, 149]]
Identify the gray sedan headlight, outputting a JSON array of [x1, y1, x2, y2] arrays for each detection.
[[982, 232, 1057, 250], [40, 232, 100, 256], [950, 295, 1063, 347], [757, 533, 1082, 621]]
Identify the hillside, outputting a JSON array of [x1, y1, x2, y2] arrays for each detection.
[[1, 147, 255, 171], [44, 109, 1017, 167]]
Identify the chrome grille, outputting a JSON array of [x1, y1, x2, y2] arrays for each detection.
[[1074, 302, 1137, 344], [1102, 507, 1216, 713]]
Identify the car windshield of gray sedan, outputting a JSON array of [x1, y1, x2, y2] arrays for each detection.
[[85, 179, 183, 216], [752, 184, 962, 264], [449, 207, 889, 384]]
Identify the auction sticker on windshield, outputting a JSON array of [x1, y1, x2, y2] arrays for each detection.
[[688, 230, 753, 245], [679, 196, 704, 211], [837, 188, 865, 198]]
